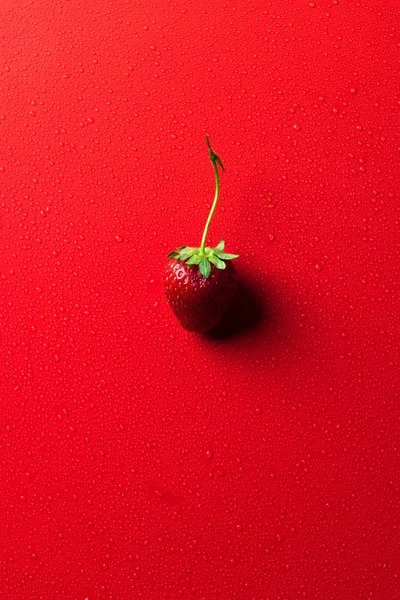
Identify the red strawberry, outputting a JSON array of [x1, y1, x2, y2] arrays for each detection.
[[164, 255, 238, 332], [163, 137, 239, 332]]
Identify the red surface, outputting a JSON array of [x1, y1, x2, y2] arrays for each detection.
[[1, 0, 399, 598]]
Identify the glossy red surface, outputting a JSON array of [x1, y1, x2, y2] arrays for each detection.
[[1, 0, 399, 598]]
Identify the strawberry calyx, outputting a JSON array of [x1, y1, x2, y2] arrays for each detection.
[[167, 137, 239, 279], [167, 240, 239, 279]]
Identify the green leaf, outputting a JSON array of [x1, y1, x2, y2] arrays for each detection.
[[215, 251, 240, 260], [199, 257, 211, 278], [185, 255, 202, 265], [209, 254, 226, 269], [215, 240, 225, 251], [168, 246, 194, 259]]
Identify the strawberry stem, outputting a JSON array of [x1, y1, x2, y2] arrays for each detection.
[[200, 136, 225, 256]]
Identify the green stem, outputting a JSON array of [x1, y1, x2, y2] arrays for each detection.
[[200, 137, 224, 255]]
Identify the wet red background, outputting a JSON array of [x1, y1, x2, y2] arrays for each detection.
[[1, 0, 399, 598]]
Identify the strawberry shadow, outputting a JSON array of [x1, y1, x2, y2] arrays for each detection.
[[205, 277, 267, 340]]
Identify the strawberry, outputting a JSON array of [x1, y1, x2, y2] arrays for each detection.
[[163, 137, 239, 332]]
